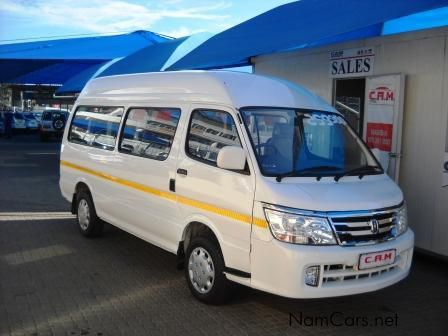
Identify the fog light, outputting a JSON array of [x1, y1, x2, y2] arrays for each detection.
[[305, 266, 320, 287]]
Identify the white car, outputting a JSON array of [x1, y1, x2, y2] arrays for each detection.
[[59, 71, 414, 304]]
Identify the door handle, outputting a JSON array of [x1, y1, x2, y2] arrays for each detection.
[[169, 179, 175, 192], [177, 168, 188, 176]]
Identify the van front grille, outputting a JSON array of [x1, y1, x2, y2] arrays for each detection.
[[321, 262, 399, 285], [329, 210, 397, 246]]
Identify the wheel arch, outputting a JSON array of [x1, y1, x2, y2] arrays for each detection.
[[71, 179, 94, 214], [177, 219, 224, 270]]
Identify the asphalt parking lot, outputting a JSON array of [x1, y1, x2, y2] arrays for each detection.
[[0, 134, 447, 336]]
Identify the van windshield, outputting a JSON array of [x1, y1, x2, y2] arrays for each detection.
[[240, 108, 382, 178]]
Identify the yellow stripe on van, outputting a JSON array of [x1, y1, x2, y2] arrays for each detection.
[[252, 217, 269, 229], [60, 160, 177, 202], [60, 160, 268, 228], [177, 196, 252, 224]]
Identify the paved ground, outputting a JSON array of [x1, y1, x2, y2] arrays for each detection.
[[0, 134, 447, 336]]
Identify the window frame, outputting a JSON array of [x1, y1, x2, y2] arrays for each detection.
[[240, 106, 384, 177], [67, 105, 125, 151], [185, 108, 249, 174], [117, 106, 182, 161]]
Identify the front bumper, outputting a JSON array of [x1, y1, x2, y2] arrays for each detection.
[[250, 229, 414, 299]]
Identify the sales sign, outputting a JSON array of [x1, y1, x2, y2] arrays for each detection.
[[329, 47, 375, 78]]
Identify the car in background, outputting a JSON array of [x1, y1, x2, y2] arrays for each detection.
[[0, 113, 5, 135], [40, 109, 70, 141], [12, 112, 26, 132], [33, 112, 43, 124], [23, 112, 39, 131]]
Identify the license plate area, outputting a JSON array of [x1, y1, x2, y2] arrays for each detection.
[[358, 249, 396, 270]]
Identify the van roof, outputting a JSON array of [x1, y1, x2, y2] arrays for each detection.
[[79, 70, 335, 112]]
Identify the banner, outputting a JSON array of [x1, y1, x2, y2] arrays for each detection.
[[364, 75, 402, 177]]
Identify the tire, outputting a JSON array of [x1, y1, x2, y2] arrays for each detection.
[[76, 191, 104, 237], [53, 118, 65, 131], [185, 236, 234, 304]]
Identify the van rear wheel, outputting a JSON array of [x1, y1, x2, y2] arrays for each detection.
[[185, 236, 233, 304], [76, 191, 103, 237]]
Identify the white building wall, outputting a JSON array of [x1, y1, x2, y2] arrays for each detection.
[[254, 27, 448, 256]]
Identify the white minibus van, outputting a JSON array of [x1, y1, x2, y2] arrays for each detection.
[[60, 71, 414, 304]]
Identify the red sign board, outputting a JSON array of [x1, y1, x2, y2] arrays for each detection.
[[366, 122, 393, 152]]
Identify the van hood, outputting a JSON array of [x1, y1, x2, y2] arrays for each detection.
[[255, 174, 403, 212]]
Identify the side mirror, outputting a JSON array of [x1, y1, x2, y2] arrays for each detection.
[[217, 146, 246, 170]]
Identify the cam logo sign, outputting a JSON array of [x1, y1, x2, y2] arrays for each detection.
[[368, 86, 395, 105], [329, 47, 374, 78]]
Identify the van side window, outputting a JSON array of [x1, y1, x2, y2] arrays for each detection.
[[119, 107, 181, 161], [187, 109, 241, 165], [68, 106, 124, 150]]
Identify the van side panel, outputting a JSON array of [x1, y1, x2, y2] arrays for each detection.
[[60, 144, 121, 223], [174, 104, 255, 273], [102, 105, 187, 252], [60, 103, 189, 254]]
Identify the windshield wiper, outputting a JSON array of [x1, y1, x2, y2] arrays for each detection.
[[275, 165, 342, 182], [334, 165, 382, 182]]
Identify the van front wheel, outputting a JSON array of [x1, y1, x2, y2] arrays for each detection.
[[76, 191, 103, 237], [185, 236, 233, 304]]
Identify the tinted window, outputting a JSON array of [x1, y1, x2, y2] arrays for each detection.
[[69, 106, 124, 150], [187, 109, 241, 164], [119, 107, 181, 160]]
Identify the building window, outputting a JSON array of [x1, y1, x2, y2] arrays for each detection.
[[187, 109, 241, 165], [119, 107, 181, 161], [68, 106, 124, 150]]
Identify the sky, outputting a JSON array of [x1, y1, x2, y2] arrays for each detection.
[[0, 0, 296, 44]]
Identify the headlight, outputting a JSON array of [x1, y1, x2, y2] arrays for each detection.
[[263, 207, 336, 245], [395, 204, 408, 236]]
